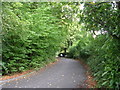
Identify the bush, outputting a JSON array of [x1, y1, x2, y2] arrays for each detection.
[[68, 30, 93, 59], [68, 34, 120, 88], [2, 2, 67, 75]]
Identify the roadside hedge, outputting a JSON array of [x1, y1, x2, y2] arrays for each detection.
[[2, 2, 67, 75]]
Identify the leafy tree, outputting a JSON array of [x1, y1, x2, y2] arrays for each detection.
[[68, 2, 120, 88], [2, 2, 67, 74]]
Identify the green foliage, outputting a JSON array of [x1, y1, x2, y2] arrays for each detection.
[[2, 2, 67, 75], [87, 35, 120, 88], [68, 2, 120, 88], [68, 32, 120, 88], [2, 2, 120, 88], [68, 30, 94, 59]]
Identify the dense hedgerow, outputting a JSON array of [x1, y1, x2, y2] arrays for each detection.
[[68, 2, 120, 88], [68, 34, 120, 88], [2, 2, 67, 75]]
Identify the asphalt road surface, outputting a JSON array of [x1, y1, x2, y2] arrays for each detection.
[[2, 58, 87, 88]]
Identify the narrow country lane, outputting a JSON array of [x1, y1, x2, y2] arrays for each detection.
[[2, 58, 87, 88]]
